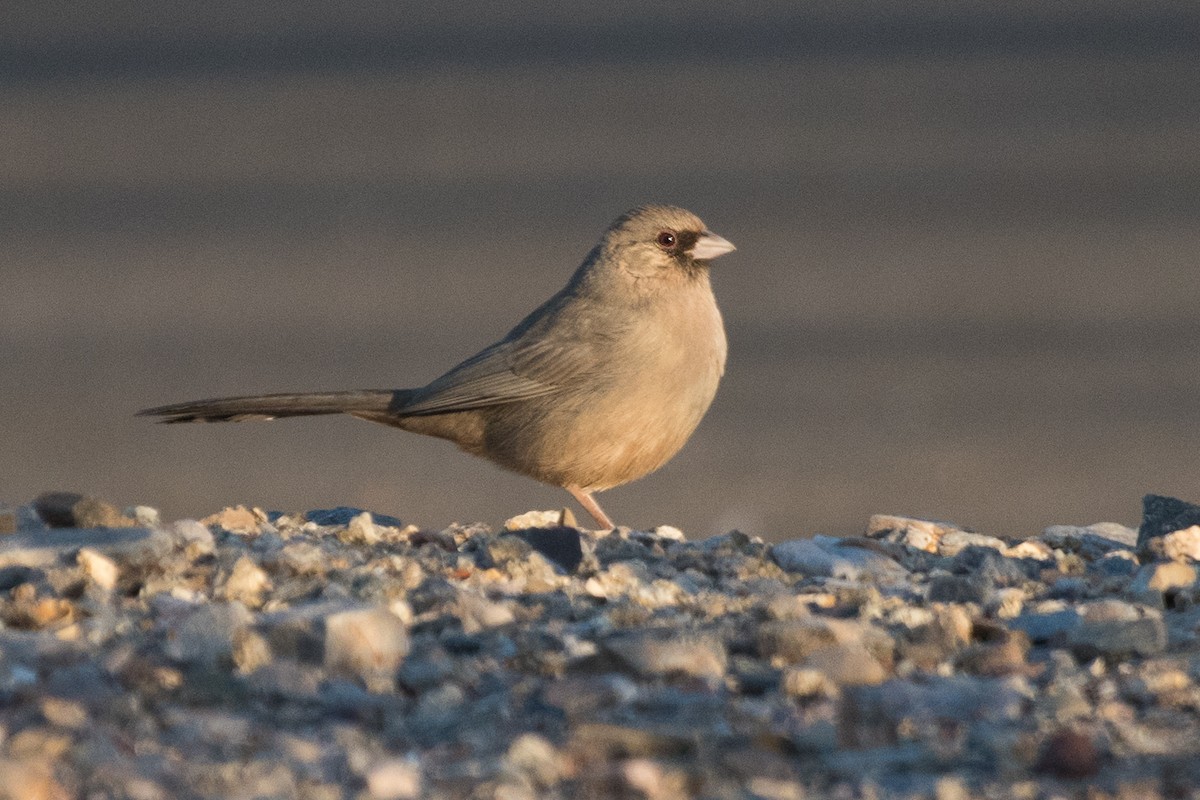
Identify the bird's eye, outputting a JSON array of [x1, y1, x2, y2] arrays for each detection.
[[656, 231, 677, 249]]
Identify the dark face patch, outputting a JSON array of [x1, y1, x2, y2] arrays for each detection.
[[675, 229, 701, 254], [662, 228, 706, 277]]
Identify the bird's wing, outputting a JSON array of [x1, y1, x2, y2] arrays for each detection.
[[395, 337, 575, 416]]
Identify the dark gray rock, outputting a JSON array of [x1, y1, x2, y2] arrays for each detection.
[[1139, 494, 1200, 548]]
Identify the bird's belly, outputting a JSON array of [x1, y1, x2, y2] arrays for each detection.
[[483, 356, 722, 491]]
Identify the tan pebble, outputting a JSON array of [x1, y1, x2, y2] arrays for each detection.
[[504, 509, 567, 530], [1162, 526, 1200, 561], [233, 629, 273, 673], [934, 776, 970, 800], [622, 758, 688, 798], [0, 758, 70, 800], [201, 505, 265, 535], [171, 519, 217, 558], [781, 667, 837, 698], [53, 624, 81, 641], [1148, 561, 1197, 591], [40, 697, 88, 729], [932, 605, 974, 646], [341, 512, 381, 545], [865, 514, 958, 552], [748, 778, 805, 800], [804, 643, 888, 686], [1005, 540, 1053, 560], [77, 547, 119, 590], [991, 587, 1026, 619], [506, 733, 563, 786], [324, 606, 410, 683], [455, 592, 515, 633], [154, 666, 184, 690], [220, 555, 273, 607], [7, 728, 72, 760], [365, 758, 422, 800]]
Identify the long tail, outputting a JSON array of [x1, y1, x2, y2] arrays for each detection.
[[138, 390, 407, 423]]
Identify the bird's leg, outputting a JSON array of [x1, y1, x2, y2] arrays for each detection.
[[567, 486, 614, 530]]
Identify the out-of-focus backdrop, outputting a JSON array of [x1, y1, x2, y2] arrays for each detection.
[[3, 2, 1198, 539]]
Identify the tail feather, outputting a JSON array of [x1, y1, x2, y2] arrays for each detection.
[[137, 390, 404, 423]]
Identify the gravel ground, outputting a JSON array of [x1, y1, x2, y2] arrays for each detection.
[[3, 492, 1200, 800]]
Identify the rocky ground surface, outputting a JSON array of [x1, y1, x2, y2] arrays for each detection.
[[3, 493, 1200, 800]]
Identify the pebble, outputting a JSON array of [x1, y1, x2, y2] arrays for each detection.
[[603, 629, 727, 680], [2, 492, 1199, 799], [1128, 561, 1197, 606], [1158, 526, 1200, 562], [323, 605, 410, 689], [76, 547, 119, 591], [1138, 493, 1200, 548], [365, 757, 422, 800], [1070, 600, 1167, 658], [218, 555, 273, 608], [771, 536, 909, 583], [32, 490, 136, 529], [504, 526, 584, 573]]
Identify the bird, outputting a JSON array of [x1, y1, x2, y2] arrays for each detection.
[[139, 205, 735, 529]]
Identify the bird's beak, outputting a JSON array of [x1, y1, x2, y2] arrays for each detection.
[[689, 230, 736, 261]]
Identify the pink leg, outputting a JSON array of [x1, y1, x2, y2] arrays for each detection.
[[567, 486, 615, 529]]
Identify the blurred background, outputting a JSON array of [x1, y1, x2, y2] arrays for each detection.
[[3, 1, 1198, 539]]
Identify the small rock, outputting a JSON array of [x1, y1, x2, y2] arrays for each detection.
[[232, 629, 273, 673], [33, 491, 136, 529], [167, 601, 254, 668], [865, 514, 964, 552], [604, 630, 727, 680], [570, 722, 694, 760], [1139, 494, 1200, 548], [505, 526, 584, 573], [954, 626, 1031, 677], [324, 606, 410, 689], [1042, 524, 1138, 559], [39, 697, 88, 729], [77, 547, 119, 591], [758, 619, 838, 663], [0, 758, 69, 800], [1087, 522, 1140, 547], [1158, 526, 1200, 562], [454, 591, 516, 633], [504, 510, 571, 530], [1069, 600, 1166, 658], [1092, 550, 1139, 577], [203, 505, 268, 535], [365, 757, 422, 800], [1036, 728, 1100, 778], [170, 519, 216, 558], [1007, 608, 1082, 644], [651, 525, 686, 542], [505, 733, 563, 788], [803, 642, 888, 686], [781, 667, 837, 698], [128, 505, 161, 527], [219, 555, 273, 608], [341, 511, 382, 545], [937, 530, 1007, 558], [1128, 561, 1197, 605], [927, 573, 991, 604], [771, 537, 908, 583], [306, 506, 405, 527]]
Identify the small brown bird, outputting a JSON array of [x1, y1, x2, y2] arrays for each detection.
[[139, 205, 735, 528]]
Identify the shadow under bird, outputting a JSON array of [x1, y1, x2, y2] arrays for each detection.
[[139, 205, 736, 528]]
